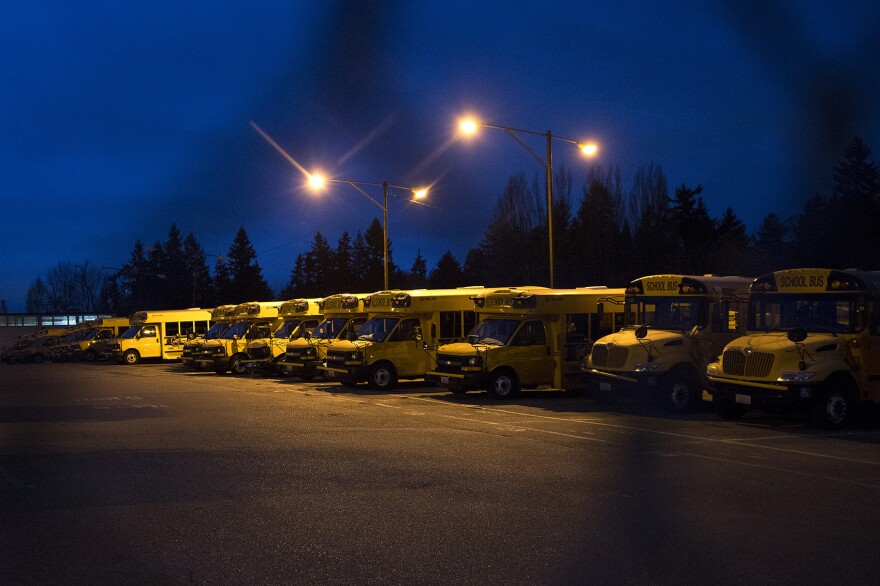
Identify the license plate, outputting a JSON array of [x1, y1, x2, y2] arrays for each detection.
[[599, 382, 612, 392], [327, 370, 335, 379], [440, 376, 449, 384], [735, 394, 752, 405]]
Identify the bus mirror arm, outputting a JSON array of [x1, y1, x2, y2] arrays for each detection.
[[689, 325, 702, 337]]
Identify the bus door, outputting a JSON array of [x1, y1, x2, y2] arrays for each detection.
[[860, 301, 880, 400], [508, 320, 555, 386], [139, 324, 161, 358], [385, 317, 426, 376]]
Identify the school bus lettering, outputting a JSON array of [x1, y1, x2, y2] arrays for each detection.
[[645, 280, 681, 293], [778, 274, 824, 289], [487, 296, 513, 308]]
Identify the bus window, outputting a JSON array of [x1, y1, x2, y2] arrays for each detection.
[[166, 322, 180, 337], [194, 321, 209, 335], [511, 321, 546, 346]]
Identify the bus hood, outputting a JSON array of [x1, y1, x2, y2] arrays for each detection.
[[596, 328, 687, 350], [724, 332, 842, 354], [437, 342, 482, 356]]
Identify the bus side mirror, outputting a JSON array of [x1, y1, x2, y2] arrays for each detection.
[[431, 323, 437, 340], [347, 332, 358, 341], [788, 328, 807, 343], [635, 325, 648, 339], [303, 331, 310, 341], [597, 302, 604, 319]]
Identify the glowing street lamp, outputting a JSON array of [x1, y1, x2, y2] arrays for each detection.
[[457, 117, 598, 288], [308, 175, 429, 290]]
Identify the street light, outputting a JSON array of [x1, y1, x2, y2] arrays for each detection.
[[307, 174, 429, 290], [458, 117, 598, 288]]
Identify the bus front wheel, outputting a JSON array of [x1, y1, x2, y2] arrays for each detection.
[[123, 350, 140, 365], [368, 362, 397, 391], [488, 369, 520, 399], [812, 383, 856, 428]]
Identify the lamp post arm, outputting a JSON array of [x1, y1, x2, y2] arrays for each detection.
[[502, 128, 550, 170], [332, 179, 387, 212]]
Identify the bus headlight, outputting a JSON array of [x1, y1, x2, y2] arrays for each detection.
[[464, 356, 483, 367], [632, 362, 659, 373], [778, 372, 816, 382], [707, 364, 720, 376], [349, 351, 363, 361]]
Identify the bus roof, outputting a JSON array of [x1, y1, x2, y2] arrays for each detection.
[[751, 268, 880, 294], [279, 298, 322, 317], [232, 301, 281, 318], [365, 287, 488, 313], [629, 274, 754, 296], [319, 293, 370, 314], [130, 308, 213, 322], [474, 287, 626, 314]]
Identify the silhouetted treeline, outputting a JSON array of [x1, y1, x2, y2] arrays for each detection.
[[25, 137, 880, 314]]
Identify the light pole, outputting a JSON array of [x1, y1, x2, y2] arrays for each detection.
[[307, 174, 428, 290], [458, 118, 598, 288]]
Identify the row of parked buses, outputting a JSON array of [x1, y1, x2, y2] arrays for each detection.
[[5, 268, 879, 427]]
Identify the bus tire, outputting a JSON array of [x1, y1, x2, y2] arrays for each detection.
[[812, 380, 856, 429], [230, 355, 248, 376], [84, 349, 97, 362], [123, 350, 140, 365], [713, 393, 746, 420], [368, 362, 397, 391], [663, 370, 700, 413], [488, 368, 520, 399]]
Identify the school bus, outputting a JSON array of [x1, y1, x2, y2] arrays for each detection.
[[585, 274, 752, 411], [706, 268, 880, 427], [241, 298, 323, 374], [111, 308, 213, 364], [180, 305, 238, 369], [194, 301, 283, 374], [320, 287, 484, 390], [427, 287, 625, 398], [50, 322, 94, 362], [17, 328, 69, 364], [69, 317, 131, 362], [279, 293, 369, 379]]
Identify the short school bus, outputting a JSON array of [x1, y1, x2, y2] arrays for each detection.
[[242, 298, 323, 374], [111, 308, 213, 364], [585, 274, 752, 412], [194, 301, 282, 374], [279, 293, 369, 379], [427, 287, 625, 398], [181, 305, 238, 368], [707, 268, 880, 427], [69, 317, 131, 362], [320, 287, 484, 390]]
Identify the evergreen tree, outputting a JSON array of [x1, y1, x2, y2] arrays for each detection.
[[829, 137, 880, 269], [715, 208, 749, 275], [333, 231, 354, 293], [668, 184, 715, 274], [751, 213, 792, 274], [362, 219, 390, 290], [428, 251, 464, 288], [182, 232, 213, 308], [225, 227, 274, 303], [409, 249, 428, 289], [213, 254, 232, 304], [628, 163, 673, 276]]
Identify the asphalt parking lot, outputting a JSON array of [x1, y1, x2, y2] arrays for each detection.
[[2, 362, 880, 585]]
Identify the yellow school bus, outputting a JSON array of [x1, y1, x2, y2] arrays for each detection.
[[194, 301, 283, 374], [320, 287, 484, 390], [111, 308, 212, 364], [427, 287, 625, 398], [585, 274, 752, 411], [69, 317, 131, 362], [50, 321, 94, 362], [279, 293, 369, 379], [242, 298, 323, 375], [18, 328, 69, 364], [180, 305, 238, 369], [707, 268, 880, 427]]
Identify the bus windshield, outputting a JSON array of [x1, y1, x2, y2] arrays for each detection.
[[311, 318, 350, 340], [204, 322, 230, 340], [749, 294, 866, 334], [221, 321, 252, 339], [625, 296, 707, 331], [274, 319, 301, 339], [467, 319, 520, 346], [119, 326, 140, 340], [356, 318, 398, 342]]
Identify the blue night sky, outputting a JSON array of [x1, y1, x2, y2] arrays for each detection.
[[2, 1, 879, 311]]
